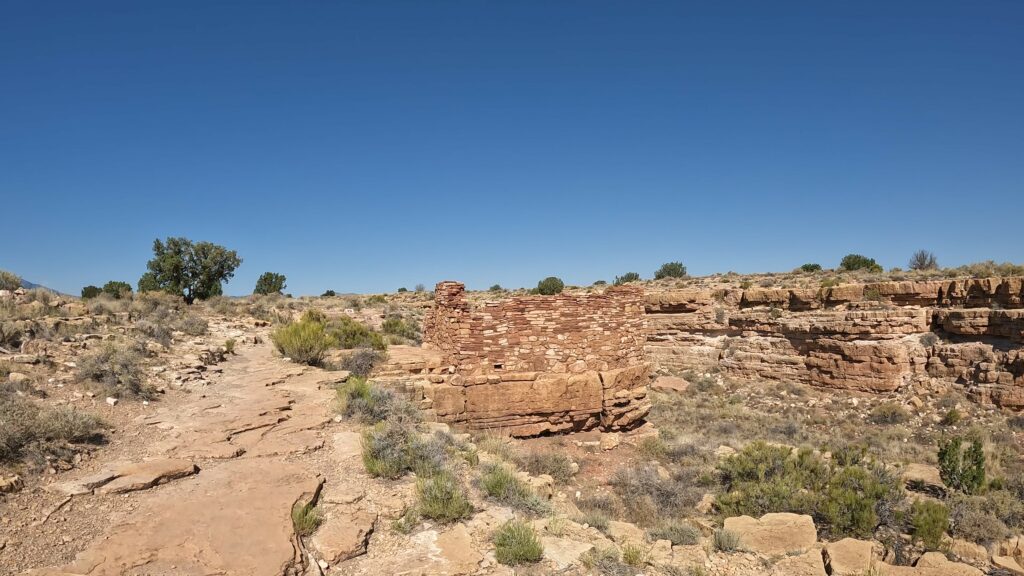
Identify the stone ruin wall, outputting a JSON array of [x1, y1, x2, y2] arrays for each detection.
[[419, 281, 650, 436], [645, 277, 1024, 409]]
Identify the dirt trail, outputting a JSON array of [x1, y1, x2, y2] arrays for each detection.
[[21, 340, 345, 576]]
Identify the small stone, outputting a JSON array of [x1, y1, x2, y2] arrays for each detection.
[[106, 397, 119, 406]]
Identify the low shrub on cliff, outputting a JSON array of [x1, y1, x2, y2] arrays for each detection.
[[799, 263, 823, 272], [0, 269, 21, 291], [416, 469, 473, 523], [535, 276, 564, 295], [868, 403, 909, 425], [614, 272, 641, 285], [839, 254, 883, 273], [648, 519, 700, 546], [611, 463, 705, 526], [655, 261, 688, 279]]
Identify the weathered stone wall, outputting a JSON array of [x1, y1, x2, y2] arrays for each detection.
[[645, 277, 1024, 409], [418, 282, 650, 436]]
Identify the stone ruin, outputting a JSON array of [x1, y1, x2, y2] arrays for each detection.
[[416, 281, 651, 436]]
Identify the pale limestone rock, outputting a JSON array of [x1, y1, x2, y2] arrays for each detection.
[[312, 510, 376, 564], [542, 537, 594, 569], [723, 512, 817, 555], [825, 538, 876, 575], [606, 520, 645, 545]]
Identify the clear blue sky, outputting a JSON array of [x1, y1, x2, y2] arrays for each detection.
[[2, 1, 1022, 296]]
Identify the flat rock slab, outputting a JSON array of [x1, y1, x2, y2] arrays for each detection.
[[651, 376, 690, 393], [542, 537, 594, 569], [371, 524, 482, 576], [333, 431, 364, 459], [96, 459, 198, 494], [44, 470, 122, 496], [25, 458, 319, 576], [770, 548, 827, 576], [903, 463, 946, 496], [724, 512, 817, 555], [825, 538, 876, 575], [877, 552, 984, 576], [312, 510, 377, 564]]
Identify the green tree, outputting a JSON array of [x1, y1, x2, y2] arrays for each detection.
[[254, 272, 287, 295], [322, 289, 337, 297], [81, 285, 102, 299], [102, 280, 133, 299], [839, 254, 883, 273], [939, 436, 986, 495], [654, 261, 687, 279], [536, 277, 564, 295], [0, 269, 21, 291], [614, 272, 641, 285], [800, 263, 823, 272], [138, 237, 242, 304]]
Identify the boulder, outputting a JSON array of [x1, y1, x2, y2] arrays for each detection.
[[311, 510, 376, 564], [606, 520, 645, 545], [993, 556, 1024, 575], [903, 463, 946, 496], [825, 538, 876, 575], [770, 548, 827, 576], [723, 513, 817, 555], [876, 551, 984, 576], [542, 537, 594, 569]]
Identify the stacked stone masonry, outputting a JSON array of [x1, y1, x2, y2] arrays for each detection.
[[419, 281, 650, 436], [645, 277, 1024, 409]]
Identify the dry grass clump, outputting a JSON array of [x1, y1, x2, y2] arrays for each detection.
[[517, 450, 574, 484], [610, 463, 705, 526], [291, 501, 322, 536], [340, 347, 385, 377], [648, 519, 701, 545], [271, 311, 337, 366], [416, 469, 473, 523], [0, 387, 105, 467], [493, 519, 543, 566], [479, 462, 550, 514], [76, 340, 149, 398], [336, 377, 419, 424]]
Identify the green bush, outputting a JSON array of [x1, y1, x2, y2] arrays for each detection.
[[271, 316, 337, 366], [800, 263, 823, 272], [493, 520, 543, 565], [337, 377, 419, 424], [254, 272, 287, 295], [76, 340, 149, 397], [102, 281, 133, 299], [341, 348, 385, 377], [326, 316, 387, 350], [621, 543, 650, 566], [362, 420, 416, 479], [416, 469, 473, 523], [382, 315, 420, 342], [291, 501, 321, 536], [655, 262, 688, 279], [941, 409, 962, 426], [839, 254, 883, 273], [535, 276, 564, 295], [648, 520, 700, 545], [322, 289, 336, 297], [81, 285, 102, 299], [910, 500, 949, 551], [479, 463, 549, 513], [139, 237, 241, 304], [938, 436, 985, 495], [614, 272, 641, 285], [489, 284, 503, 291], [713, 529, 741, 552], [0, 269, 21, 291]]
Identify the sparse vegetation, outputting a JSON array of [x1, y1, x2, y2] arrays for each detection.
[[868, 402, 909, 425], [517, 450, 574, 484], [102, 281, 132, 299], [0, 389, 106, 467], [336, 377, 418, 424], [910, 499, 949, 551], [493, 519, 543, 566], [713, 529, 741, 552], [416, 469, 473, 522], [291, 501, 322, 536], [341, 347, 385, 377], [479, 463, 549, 513], [938, 436, 986, 495], [0, 269, 21, 291], [648, 519, 700, 545], [326, 315, 387, 350]]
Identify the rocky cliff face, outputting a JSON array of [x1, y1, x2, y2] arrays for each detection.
[[645, 278, 1024, 409]]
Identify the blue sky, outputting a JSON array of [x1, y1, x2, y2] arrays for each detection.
[[2, 1, 1022, 296]]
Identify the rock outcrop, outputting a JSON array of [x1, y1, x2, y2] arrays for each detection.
[[646, 277, 1024, 408]]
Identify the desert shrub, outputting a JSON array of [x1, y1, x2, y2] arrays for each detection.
[[254, 272, 286, 295], [174, 313, 208, 336], [322, 289, 336, 297], [535, 276, 564, 295], [476, 433, 517, 461], [713, 529, 741, 552], [0, 270, 22, 291], [939, 436, 986, 494], [840, 254, 883, 273], [800, 263, 823, 272], [909, 250, 939, 271], [655, 261, 688, 279], [416, 469, 473, 523], [621, 543, 650, 566], [576, 493, 618, 531], [365, 294, 388, 305], [614, 272, 641, 285], [489, 284, 503, 291], [611, 463, 704, 525], [336, 377, 419, 424], [0, 392, 105, 466], [382, 315, 420, 343], [341, 347, 385, 377], [863, 287, 884, 302], [271, 316, 337, 366], [648, 520, 700, 545], [291, 501, 321, 536], [868, 403, 909, 425], [920, 333, 940, 347], [414, 284, 426, 292], [948, 493, 1010, 544], [493, 520, 543, 565], [517, 450, 574, 484], [941, 409, 963, 427], [362, 420, 416, 479], [580, 548, 632, 575], [910, 500, 949, 551], [479, 463, 548, 513], [326, 316, 386, 350], [224, 338, 236, 354], [984, 489, 1024, 530], [80, 285, 102, 299], [134, 319, 172, 346], [76, 340, 148, 397]]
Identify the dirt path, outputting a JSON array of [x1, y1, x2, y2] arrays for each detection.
[[20, 340, 346, 576]]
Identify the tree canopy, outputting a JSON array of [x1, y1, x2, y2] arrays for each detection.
[[654, 261, 687, 279], [254, 272, 287, 295], [138, 237, 241, 304]]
